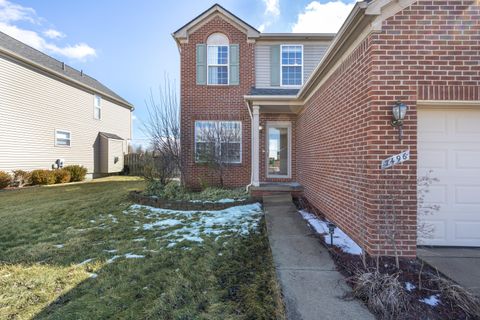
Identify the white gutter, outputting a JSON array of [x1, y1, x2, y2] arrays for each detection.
[[245, 101, 253, 192]]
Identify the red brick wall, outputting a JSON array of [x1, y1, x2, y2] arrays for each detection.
[[180, 16, 254, 189], [297, 0, 480, 257]]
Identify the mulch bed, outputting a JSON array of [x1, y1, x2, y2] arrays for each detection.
[[129, 191, 259, 211], [293, 197, 480, 320]]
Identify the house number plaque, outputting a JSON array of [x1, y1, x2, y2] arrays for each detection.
[[381, 150, 410, 169]]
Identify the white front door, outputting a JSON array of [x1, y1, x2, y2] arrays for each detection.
[[266, 122, 291, 179], [418, 107, 480, 246]]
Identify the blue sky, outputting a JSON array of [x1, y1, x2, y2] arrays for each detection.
[[0, 0, 355, 147]]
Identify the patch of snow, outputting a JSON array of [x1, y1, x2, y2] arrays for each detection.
[[124, 253, 145, 259], [89, 220, 96, 223], [89, 273, 98, 279], [132, 237, 146, 242], [405, 282, 416, 292], [143, 219, 182, 230], [53, 244, 64, 248], [127, 203, 263, 246], [299, 210, 362, 255], [77, 258, 94, 266], [106, 255, 121, 264], [103, 249, 118, 253], [419, 294, 441, 307], [108, 214, 118, 223]]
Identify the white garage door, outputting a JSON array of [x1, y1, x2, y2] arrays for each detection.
[[418, 107, 480, 246]]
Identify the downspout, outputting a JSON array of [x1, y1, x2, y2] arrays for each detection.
[[245, 100, 253, 192]]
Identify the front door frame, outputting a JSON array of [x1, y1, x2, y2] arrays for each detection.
[[266, 121, 292, 179]]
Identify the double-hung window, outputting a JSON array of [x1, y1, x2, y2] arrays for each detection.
[[207, 33, 229, 85], [195, 121, 241, 164], [55, 130, 71, 147], [281, 45, 303, 86], [94, 95, 102, 120]]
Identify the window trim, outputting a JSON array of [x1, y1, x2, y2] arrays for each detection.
[[55, 129, 71, 147], [94, 94, 102, 120], [194, 120, 242, 164], [207, 45, 230, 85], [280, 44, 304, 87]]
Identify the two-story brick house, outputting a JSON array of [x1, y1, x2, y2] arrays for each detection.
[[173, 0, 480, 257]]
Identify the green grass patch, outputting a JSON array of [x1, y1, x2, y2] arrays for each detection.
[[145, 180, 249, 202], [0, 177, 284, 319]]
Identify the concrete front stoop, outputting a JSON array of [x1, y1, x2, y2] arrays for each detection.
[[263, 194, 374, 320]]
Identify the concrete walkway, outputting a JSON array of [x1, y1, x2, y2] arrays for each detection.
[[418, 247, 480, 296], [263, 195, 374, 320]]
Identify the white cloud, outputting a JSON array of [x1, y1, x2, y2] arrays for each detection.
[[43, 28, 64, 39], [0, 0, 37, 23], [257, 0, 280, 32], [263, 0, 280, 17], [291, 1, 355, 34], [0, 0, 96, 61]]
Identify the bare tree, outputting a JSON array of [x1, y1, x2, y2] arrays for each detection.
[[195, 121, 241, 187], [142, 77, 183, 184]]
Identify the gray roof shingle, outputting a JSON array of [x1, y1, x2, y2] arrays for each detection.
[[0, 31, 133, 108], [248, 88, 299, 96], [99, 132, 124, 140]]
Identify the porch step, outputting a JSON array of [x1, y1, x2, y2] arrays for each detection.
[[250, 182, 303, 198]]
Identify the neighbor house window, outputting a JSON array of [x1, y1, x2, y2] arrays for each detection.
[[55, 130, 71, 147], [195, 121, 241, 163], [207, 33, 229, 85], [94, 95, 102, 120], [281, 45, 303, 86]]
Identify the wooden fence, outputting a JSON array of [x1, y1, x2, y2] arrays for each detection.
[[124, 153, 153, 176], [124, 153, 179, 178]]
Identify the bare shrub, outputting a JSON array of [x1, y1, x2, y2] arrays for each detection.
[[142, 76, 182, 184], [143, 152, 177, 185], [417, 171, 440, 240], [195, 121, 241, 187], [349, 271, 409, 319], [431, 276, 480, 318]]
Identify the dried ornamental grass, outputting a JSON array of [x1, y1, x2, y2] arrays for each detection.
[[349, 271, 409, 319], [431, 276, 480, 318]]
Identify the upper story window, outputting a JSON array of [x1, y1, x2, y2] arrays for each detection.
[[207, 33, 229, 85], [94, 95, 102, 120], [281, 45, 303, 86]]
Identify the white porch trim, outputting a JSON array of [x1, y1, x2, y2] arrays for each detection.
[[252, 105, 260, 187]]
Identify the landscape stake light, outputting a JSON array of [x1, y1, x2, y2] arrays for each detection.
[[391, 101, 408, 141], [327, 222, 336, 246]]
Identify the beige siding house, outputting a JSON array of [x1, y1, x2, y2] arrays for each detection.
[[0, 31, 133, 178]]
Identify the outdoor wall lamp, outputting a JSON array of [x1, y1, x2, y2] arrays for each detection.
[[326, 222, 336, 246], [391, 101, 408, 141]]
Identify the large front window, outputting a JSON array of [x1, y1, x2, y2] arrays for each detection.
[[281, 45, 303, 86], [195, 121, 241, 164]]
